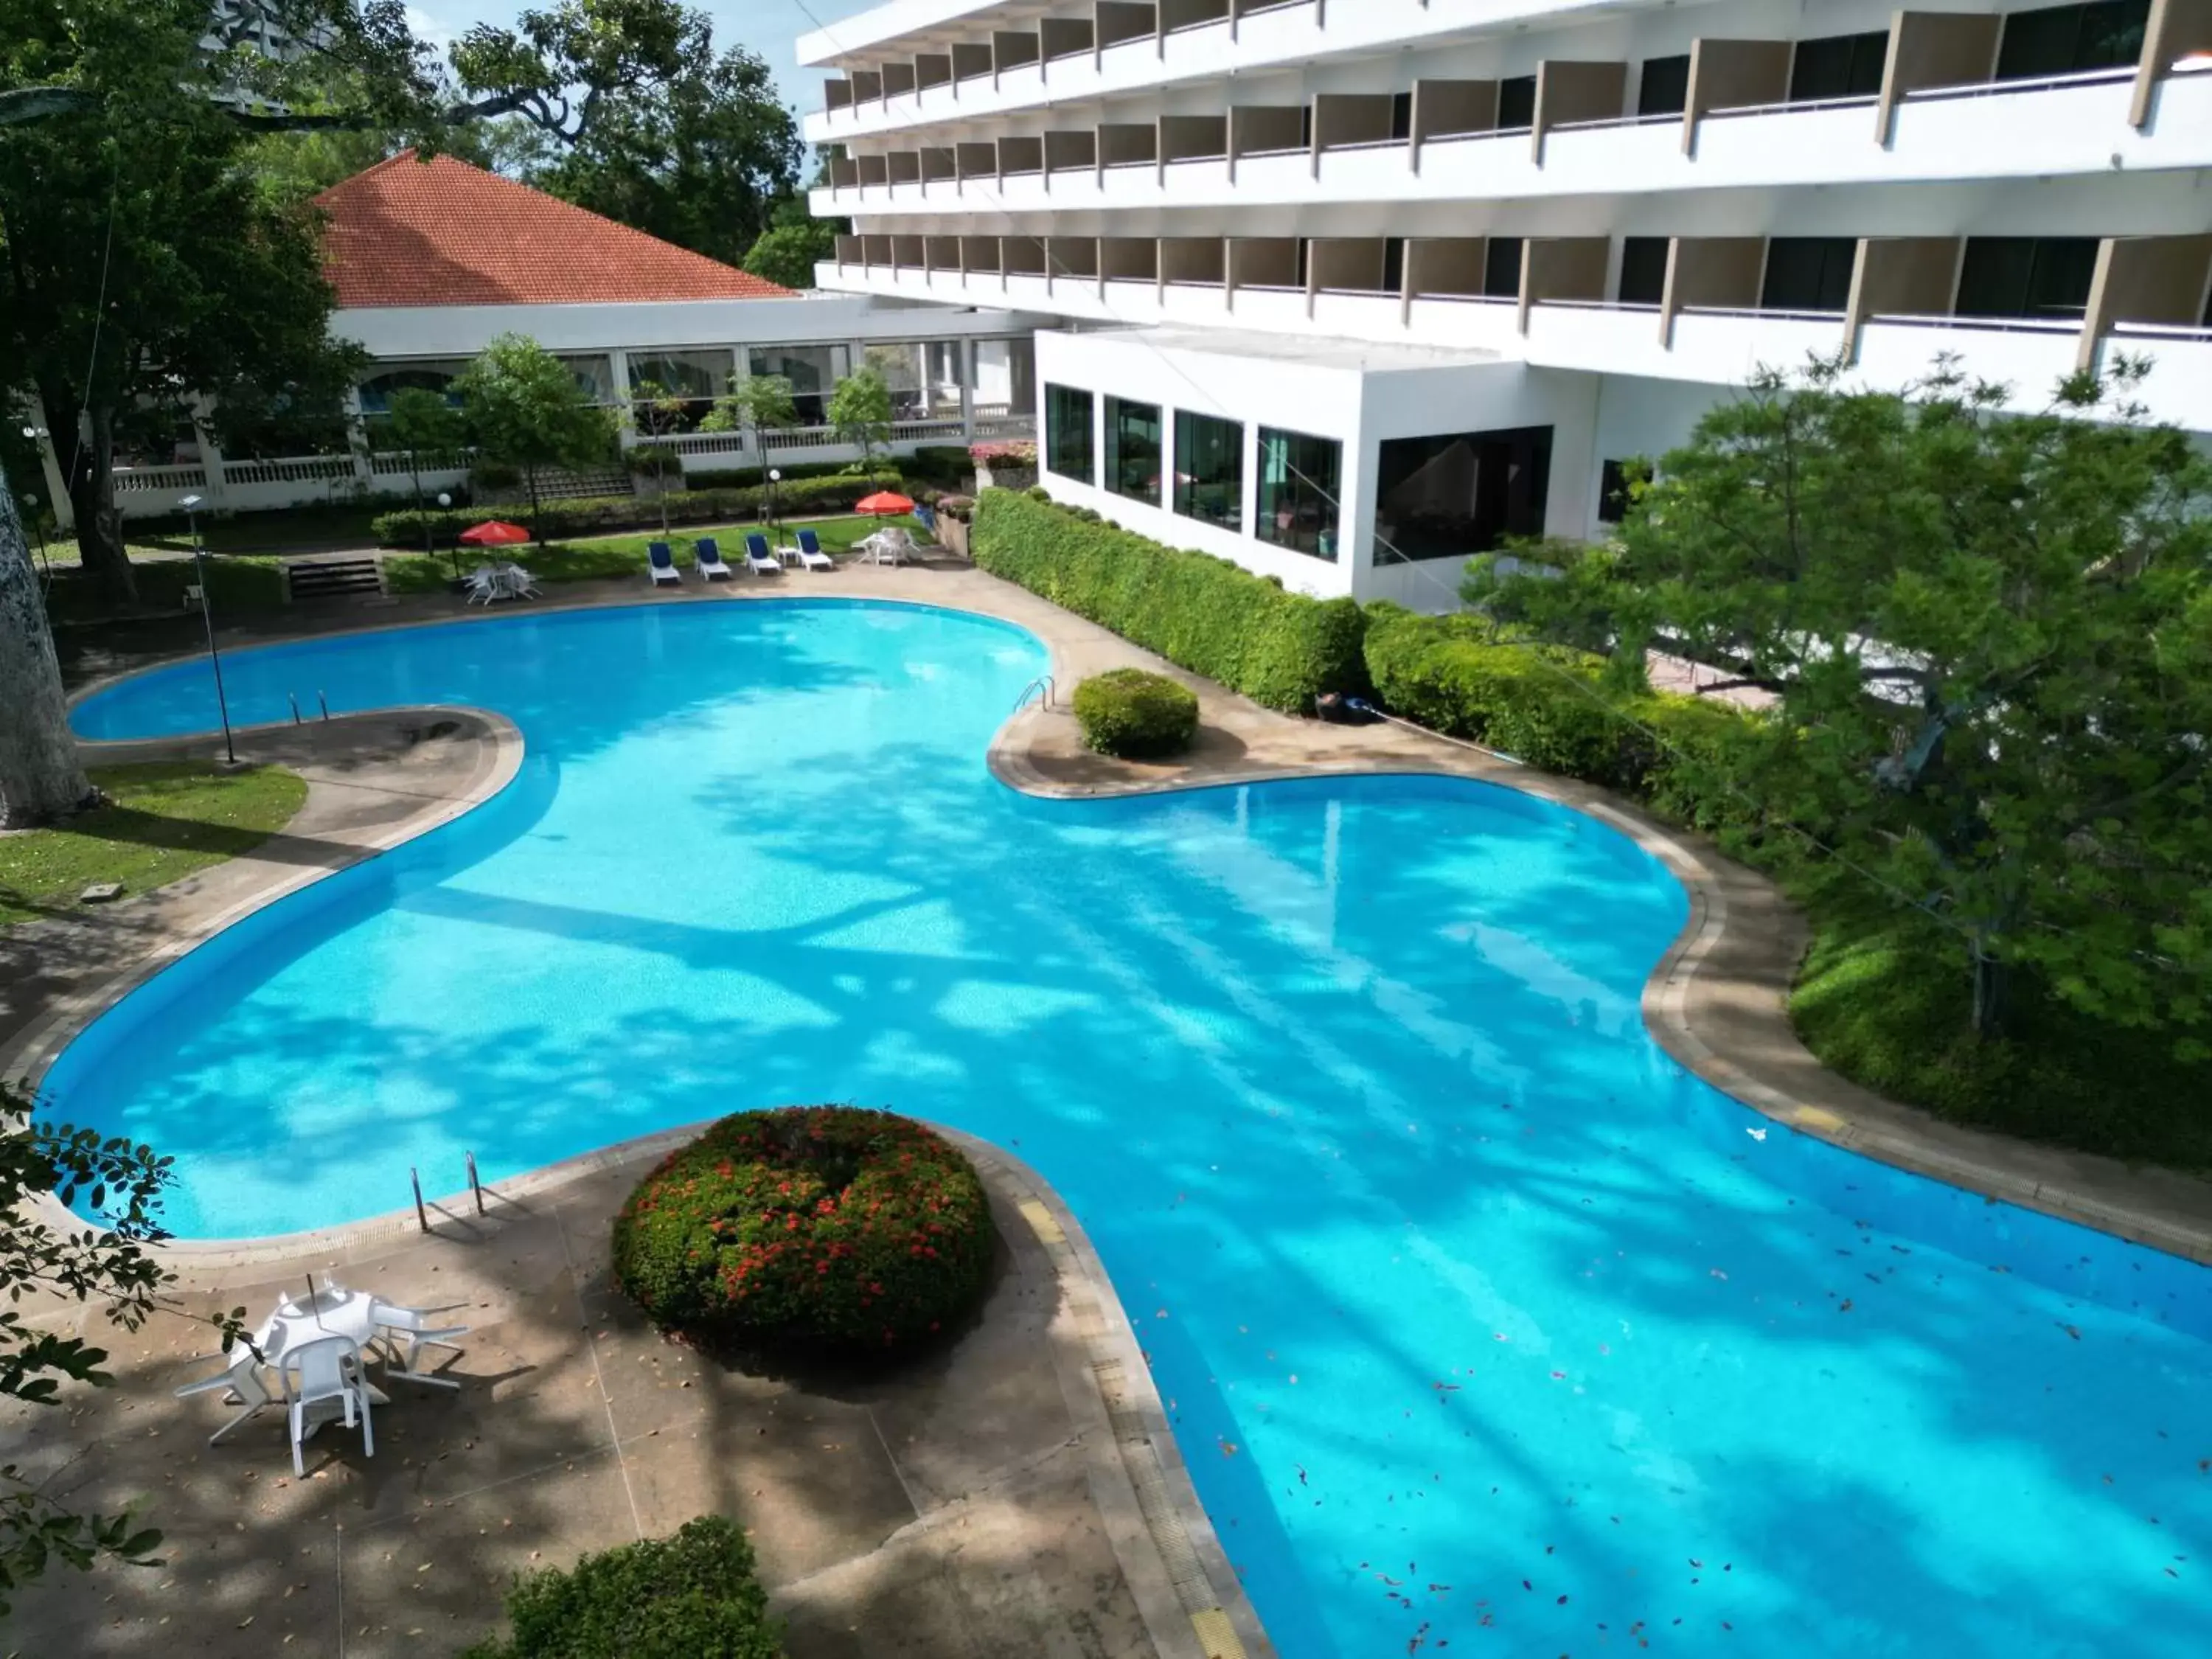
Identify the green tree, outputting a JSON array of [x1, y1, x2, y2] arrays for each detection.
[[453, 335, 616, 540], [828, 369, 895, 482], [699, 374, 799, 449], [1474, 357, 2212, 1042], [740, 195, 843, 291], [518, 37, 803, 269], [625, 381, 689, 535], [0, 1088, 248, 1609], [377, 387, 467, 561]]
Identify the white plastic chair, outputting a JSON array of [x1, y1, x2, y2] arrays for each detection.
[[369, 1301, 470, 1389], [174, 1354, 272, 1445], [279, 1335, 372, 1475]]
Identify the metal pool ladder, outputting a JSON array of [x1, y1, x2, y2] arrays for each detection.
[[1013, 673, 1057, 713]]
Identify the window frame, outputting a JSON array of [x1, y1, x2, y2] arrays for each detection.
[[1044, 382, 1096, 484], [1172, 409, 1245, 533], [1255, 426, 1343, 563]]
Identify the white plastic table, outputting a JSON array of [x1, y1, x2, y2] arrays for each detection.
[[256, 1287, 392, 1434]]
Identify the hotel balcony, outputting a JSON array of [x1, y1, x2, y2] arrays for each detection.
[[818, 231, 2212, 431], [812, 58, 2212, 218]]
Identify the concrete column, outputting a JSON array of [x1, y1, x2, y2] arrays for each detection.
[[2135, 0, 2212, 126], [1519, 237, 1611, 332], [1660, 237, 1767, 343], [1845, 237, 1962, 360], [1531, 60, 1627, 162], [2079, 234, 2212, 368], [1682, 40, 1792, 155]]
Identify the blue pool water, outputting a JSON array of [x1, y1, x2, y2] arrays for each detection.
[[58, 599, 2211, 1656]]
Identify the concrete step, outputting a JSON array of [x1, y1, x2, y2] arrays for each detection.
[[285, 557, 386, 602]]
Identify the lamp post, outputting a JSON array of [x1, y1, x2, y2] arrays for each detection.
[[19, 425, 52, 577], [179, 493, 237, 765], [437, 491, 456, 580], [767, 467, 781, 539]]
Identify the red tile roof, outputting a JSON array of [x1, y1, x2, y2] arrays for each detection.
[[313, 152, 796, 310]]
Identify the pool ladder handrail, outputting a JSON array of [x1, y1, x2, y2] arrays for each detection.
[[1013, 673, 1057, 714]]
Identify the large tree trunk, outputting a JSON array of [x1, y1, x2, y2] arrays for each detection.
[[0, 486, 94, 827], [62, 403, 136, 609]]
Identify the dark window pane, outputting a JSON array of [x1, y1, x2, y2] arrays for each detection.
[[1955, 237, 2099, 318], [1498, 74, 1537, 130], [1105, 396, 1162, 504], [1638, 54, 1691, 116], [1761, 237, 1857, 313], [1599, 459, 1633, 525], [1790, 30, 1891, 101], [1173, 410, 1245, 532], [1256, 428, 1341, 560], [1382, 237, 1406, 294], [1618, 237, 1670, 305], [1375, 427, 1554, 563], [1996, 0, 2149, 79], [1484, 236, 1524, 299], [1045, 383, 1093, 483], [1391, 91, 1413, 140]]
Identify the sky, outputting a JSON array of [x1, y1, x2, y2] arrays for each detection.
[[403, 1, 886, 121]]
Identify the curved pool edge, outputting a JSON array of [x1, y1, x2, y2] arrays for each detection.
[[29, 583, 2212, 1270]]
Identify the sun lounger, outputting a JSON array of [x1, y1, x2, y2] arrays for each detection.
[[745, 533, 782, 576], [647, 542, 681, 586], [794, 529, 834, 571], [695, 538, 733, 580]]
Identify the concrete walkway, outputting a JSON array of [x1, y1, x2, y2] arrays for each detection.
[[9, 551, 2212, 1655]]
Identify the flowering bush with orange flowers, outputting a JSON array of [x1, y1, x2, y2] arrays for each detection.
[[611, 1107, 995, 1353]]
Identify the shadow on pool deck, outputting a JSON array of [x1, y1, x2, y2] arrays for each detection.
[[0, 1155, 1165, 1658]]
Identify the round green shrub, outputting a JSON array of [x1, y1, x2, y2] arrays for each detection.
[[461, 1515, 780, 1659], [1071, 668, 1200, 759], [611, 1107, 995, 1353]]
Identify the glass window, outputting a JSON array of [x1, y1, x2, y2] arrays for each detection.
[[1954, 237, 2101, 319], [1374, 427, 1554, 563], [1173, 411, 1244, 532], [1789, 30, 1891, 102], [749, 344, 852, 424], [1483, 237, 1524, 299], [1105, 396, 1163, 505], [1497, 74, 1537, 131], [1761, 237, 1857, 313], [1382, 237, 1406, 295], [627, 349, 734, 433], [1618, 237, 1670, 306], [1045, 383, 1094, 482], [1391, 91, 1413, 139], [973, 338, 1037, 415], [557, 354, 617, 405], [1256, 428, 1342, 561], [1598, 458, 1640, 525], [357, 361, 469, 416], [1638, 55, 1691, 116], [1996, 0, 2149, 79]]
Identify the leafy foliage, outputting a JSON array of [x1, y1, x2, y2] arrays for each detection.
[[611, 1108, 995, 1354], [1072, 669, 1201, 759], [740, 196, 841, 291], [699, 375, 799, 438], [972, 490, 1368, 713], [453, 335, 619, 535], [1472, 357, 2212, 1042], [369, 472, 909, 546], [459, 1514, 782, 1659], [828, 369, 895, 481], [0, 1089, 246, 1612]]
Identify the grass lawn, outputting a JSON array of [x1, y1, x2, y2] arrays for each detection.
[[0, 763, 307, 928], [380, 514, 922, 595], [41, 554, 288, 624], [1783, 869, 2212, 1174]]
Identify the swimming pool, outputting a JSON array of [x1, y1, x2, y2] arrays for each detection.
[[57, 599, 2211, 1656]]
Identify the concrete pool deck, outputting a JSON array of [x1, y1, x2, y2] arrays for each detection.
[[7, 554, 2211, 1653]]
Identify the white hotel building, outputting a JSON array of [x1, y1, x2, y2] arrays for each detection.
[[796, 0, 2212, 607]]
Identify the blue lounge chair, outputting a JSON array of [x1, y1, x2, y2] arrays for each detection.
[[793, 528, 832, 571], [695, 538, 733, 580], [646, 541, 681, 586], [744, 533, 782, 576]]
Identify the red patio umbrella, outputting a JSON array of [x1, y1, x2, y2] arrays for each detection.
[[458, 521, 532, 546], [855, 491, 916, 518]]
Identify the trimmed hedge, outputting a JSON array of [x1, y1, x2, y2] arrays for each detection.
[[683, 459, 886, 492], [1073, 669, 1200, 759], [971, 490, 1367, 713], [371, 472, 907, 546], [459, 1516, 781, 1659], [905, 444, 973, 488], [611, 1107, 995, 1354], [1361, 603, 1758, 835]]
